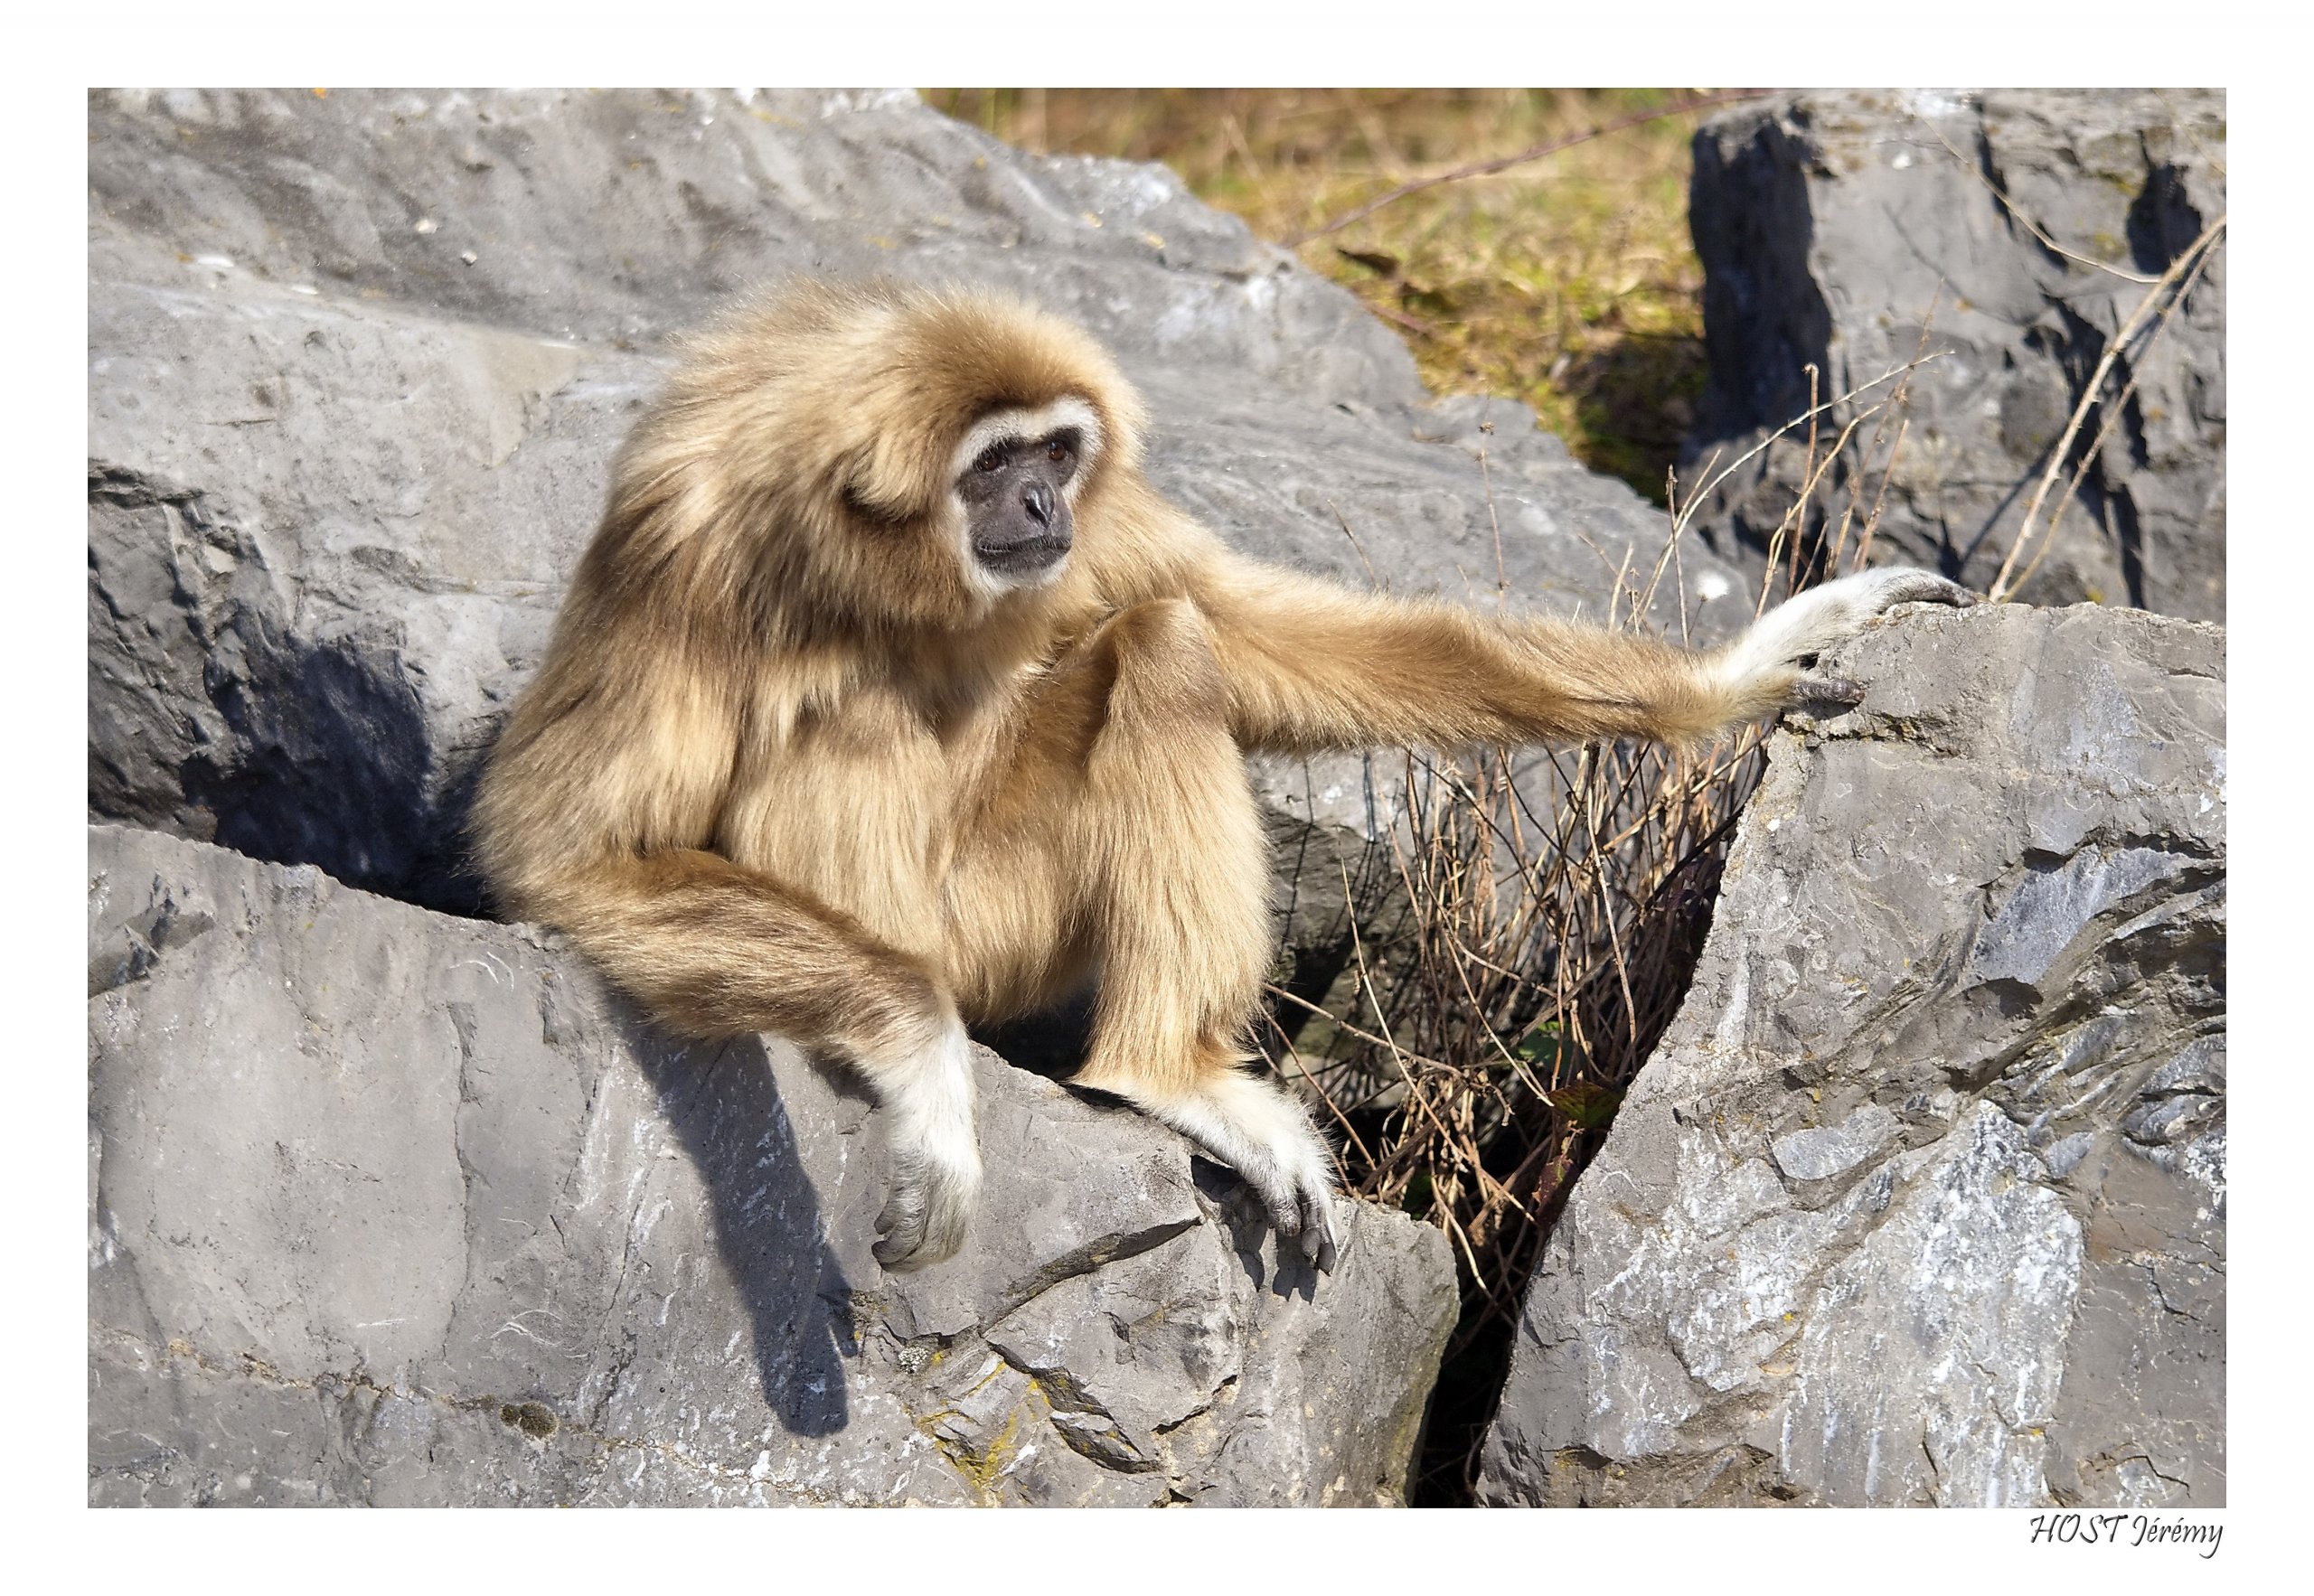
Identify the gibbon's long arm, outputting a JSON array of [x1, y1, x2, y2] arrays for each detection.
[[1187, 552, 1762, 753], [516, 850, 953, 1062], [475, 650, 983, 1269], [1185, 551, 1973, 756]]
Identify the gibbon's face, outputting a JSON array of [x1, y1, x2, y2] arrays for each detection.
[[945, 398, 1103, 591]]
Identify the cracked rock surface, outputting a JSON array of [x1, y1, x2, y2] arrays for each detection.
[[88, 823, 1456, 1507], [1477, 603, 2225, 1507], [1685, 89, 2225, 621], [88, 87, 1753, 937]]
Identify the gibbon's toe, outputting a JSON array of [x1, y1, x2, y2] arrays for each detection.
[[1246, 1169, 1340, 1273], [1253, 1152, 1340, 1273], [1253, 1175, 1307, 1240]]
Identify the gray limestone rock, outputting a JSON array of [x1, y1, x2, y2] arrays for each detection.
[[88, 822, 1457, 1507], [87, 87, 1753, 939], [1476, 601, 2225, 1507], [1685, 89, 2225, 621]]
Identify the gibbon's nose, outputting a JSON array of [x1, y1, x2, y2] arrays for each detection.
[[1021, 480, 1056, 529]]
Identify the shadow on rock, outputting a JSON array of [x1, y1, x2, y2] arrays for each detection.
[[629, 1028, 861, 1439]]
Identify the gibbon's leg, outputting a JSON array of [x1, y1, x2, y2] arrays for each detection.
[[947, 598, 1343, 1271], [1190, 557, 1977, 756], [519, 852, 980, 1271]]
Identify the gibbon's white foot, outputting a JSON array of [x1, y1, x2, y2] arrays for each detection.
[[1143, 1070, 1341, 1272], [1716, 567, 1977, 704], [871, 1020, 983, 1271]]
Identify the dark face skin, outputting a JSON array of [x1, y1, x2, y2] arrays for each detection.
[[957, 427, 1079, 580]]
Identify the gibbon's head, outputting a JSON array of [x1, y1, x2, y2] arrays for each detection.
[[648, 280, 1148, 637]]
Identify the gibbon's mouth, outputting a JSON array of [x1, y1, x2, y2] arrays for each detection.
[[973, 535, 1071, 577]]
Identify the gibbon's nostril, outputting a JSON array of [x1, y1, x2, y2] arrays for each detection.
[[1022, 482, 1054, 527]]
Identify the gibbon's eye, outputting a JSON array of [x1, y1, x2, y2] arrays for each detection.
[[1045, 429, 1081, 468], [974, 443, 1008, 474]]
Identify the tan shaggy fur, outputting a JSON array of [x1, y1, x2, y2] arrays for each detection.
[[473, 280, 1971, 1271]]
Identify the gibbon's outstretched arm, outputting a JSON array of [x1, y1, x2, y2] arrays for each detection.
[[1187, 550, 1976, 756]]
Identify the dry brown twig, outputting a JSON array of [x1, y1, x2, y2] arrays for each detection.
[[1289, 355, 1936, 1499], [1988, 211, 2226, 602], [1666, 353, 1947, 548], [1903, 116, 2226, 604], [1917, 118, 2163, 286]]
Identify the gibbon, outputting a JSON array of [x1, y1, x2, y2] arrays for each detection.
[[473, 280, 1973, 1273]]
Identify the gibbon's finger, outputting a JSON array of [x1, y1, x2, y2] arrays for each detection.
[[874, 1160, 976, 1271], [1792, 672, 1867, 708], [873, 1232, 927, 1269], [1301, 1190, 1341, 1274], [873, 1181, 930, 1269], [1877, 570, 1979, 610], [1726, 565, 1980, 696], [870, 1025, 980, 1271]]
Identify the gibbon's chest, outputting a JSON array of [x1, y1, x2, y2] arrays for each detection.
[[712, 681, 981, 960]]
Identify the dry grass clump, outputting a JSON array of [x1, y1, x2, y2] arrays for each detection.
[[1257, 348, 1940, 1503], [922, 88, 1730, 502], [1255, 587, 1769, 1504]]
